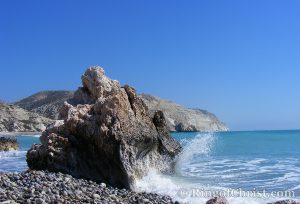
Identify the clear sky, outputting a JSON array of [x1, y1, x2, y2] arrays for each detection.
[[1, 1, 300, 131]]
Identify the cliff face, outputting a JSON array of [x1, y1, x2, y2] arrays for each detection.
[[14, 91, 74, 120], [0, 103, 54, 132], [140, 94, 229, 132]]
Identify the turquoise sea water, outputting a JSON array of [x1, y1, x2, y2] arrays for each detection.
[[1, 131, 299, 204], [174, 130, 300, 190], [136, 130, 300, 204], [0, 136, 39, 172]]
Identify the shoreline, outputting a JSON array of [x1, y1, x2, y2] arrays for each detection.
[[1, 170, 298, 204], [0, 132, 41, 137]]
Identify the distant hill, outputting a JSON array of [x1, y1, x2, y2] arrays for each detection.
[[14, 91, 74, 119], [140, 94, 228, 132], [0, 103, 53, 132], [13, 90, 228, 132]]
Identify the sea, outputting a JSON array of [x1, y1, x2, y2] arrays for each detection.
[[1, 130, 299, 204]]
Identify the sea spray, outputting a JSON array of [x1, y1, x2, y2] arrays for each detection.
[[135, 133, 217, 203], [175, 133, 216, 168]]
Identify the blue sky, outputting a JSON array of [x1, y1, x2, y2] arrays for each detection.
[[1, 1, 300, 130]]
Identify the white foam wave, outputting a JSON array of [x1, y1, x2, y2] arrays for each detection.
[[277, 172, 300, 183], [135, 170, 282, 204], [0, 150, 26, 158], [290, 184, 300, 191], [175, 133, 215, 167], [135, 169, 209, 203], [0, 150, 27, 172], [20, 134, 40, 137], [247, 158, 268, 165]]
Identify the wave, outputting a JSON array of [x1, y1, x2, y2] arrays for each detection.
[[20, 134, 41, 138], [0, 150, 26, 158], [135, 133, 300, 203], [135, 169, 289, 204], [290, 184, 300, 191], [0, 150, 27, 172], [175, 133, 216, 167]]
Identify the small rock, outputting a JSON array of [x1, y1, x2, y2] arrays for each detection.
[[35, 198, 45, 204], [142, 198, 151, 203], [206, 196, 228, 204], [0, 201, 13, 204], [93, 193, 101, 200]]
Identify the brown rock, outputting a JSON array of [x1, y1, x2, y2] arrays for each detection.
[[27, 66, 181, 189], [206, 197, 228, 204]]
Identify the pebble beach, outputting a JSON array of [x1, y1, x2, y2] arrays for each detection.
[[0, 170, 177, 204]]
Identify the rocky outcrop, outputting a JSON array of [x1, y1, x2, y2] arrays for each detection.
[[140, 94, 229, 132], [15, 91, 74, 120], [0, 103, 54, 132], [0, 137, 18, 151], [27, 66, 181, 190]]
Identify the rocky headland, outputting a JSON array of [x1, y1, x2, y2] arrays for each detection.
[[27, 66, 181, 190], [140, 94, 228, 132], [13, 91, 228, 133], [0, 103, 54, 132], [15, 91, 74, 120]]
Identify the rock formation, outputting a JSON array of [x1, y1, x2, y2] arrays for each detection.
[[0, 137, 18, 151], [0, 103, 54, 132], [15, 91, 74, 120], [27, 66, 181, 189], [141, 94, 229, 132]]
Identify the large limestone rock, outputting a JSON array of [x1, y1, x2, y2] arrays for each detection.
[[27, 66, 181, 189]]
